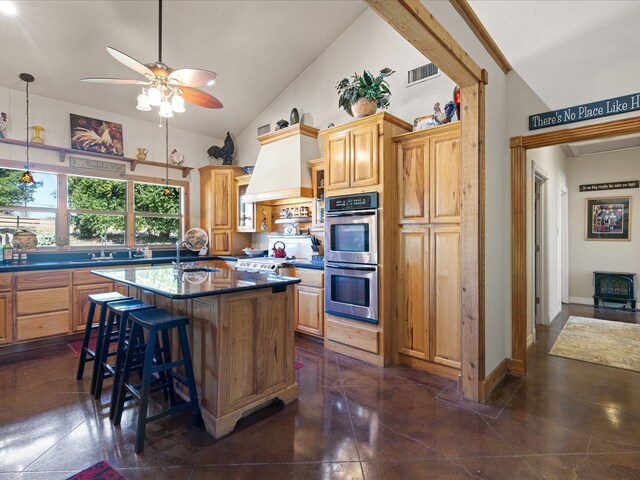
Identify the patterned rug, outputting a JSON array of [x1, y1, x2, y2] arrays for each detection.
[[65, 461, 126, 480], [67, 338, 97, 355], [549, 316, 640, 372]]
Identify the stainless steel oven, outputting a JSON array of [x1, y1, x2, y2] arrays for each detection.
[[325, 192, 378, 265], [325, 262, 378, 324]]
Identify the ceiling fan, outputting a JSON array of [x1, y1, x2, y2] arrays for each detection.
[[81, 0, 222, 117]]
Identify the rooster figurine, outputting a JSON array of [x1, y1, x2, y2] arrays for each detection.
[[207, 131, 235, 165], [433, 103, 447, 125]]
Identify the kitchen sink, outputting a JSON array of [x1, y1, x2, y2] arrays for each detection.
[[182, 267, 219, 273]]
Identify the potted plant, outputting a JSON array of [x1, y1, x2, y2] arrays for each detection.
[[336, 68, 395, 118]]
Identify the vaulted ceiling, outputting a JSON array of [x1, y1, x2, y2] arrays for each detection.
[[0, 0, 366, 138]]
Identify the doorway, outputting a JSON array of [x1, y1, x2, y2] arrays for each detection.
[[510, 116, 640, 376], [534, 172, 546, 328]]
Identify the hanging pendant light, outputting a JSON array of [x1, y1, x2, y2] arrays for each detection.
[[162, 117, 175, 197], [19, 73, 35, 184]]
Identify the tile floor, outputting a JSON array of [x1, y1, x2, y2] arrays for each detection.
[[1, 304, 639, 479]]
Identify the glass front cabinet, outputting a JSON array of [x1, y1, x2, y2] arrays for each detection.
[[235, 175, 272, 233], [308, 158, 325, 231]]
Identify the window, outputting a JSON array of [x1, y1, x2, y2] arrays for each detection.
[[68, 176, 126, 246], [133, 182, 182, 245], [0, 166, 186, 249], [0, 167, 57, 246]]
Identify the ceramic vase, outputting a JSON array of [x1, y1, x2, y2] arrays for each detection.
[[290, 108, 299, 125], [30, 125, 45, 144], [352, 98, 377, 118]]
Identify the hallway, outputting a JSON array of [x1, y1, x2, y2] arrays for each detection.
[[1, 304, 639, 479]]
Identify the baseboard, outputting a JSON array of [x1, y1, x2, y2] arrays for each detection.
[[548, 304, 562, 324], [526, 331, 535, 347], [569, 296, 592, 305], [480, 358, 509, 403], [509, 357, 525, 377]]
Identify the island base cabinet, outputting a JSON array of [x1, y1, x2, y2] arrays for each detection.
[[183, 285, 298, 439]]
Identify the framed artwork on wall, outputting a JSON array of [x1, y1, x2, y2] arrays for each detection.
[[585, 196, 631, 241], [70, 114, 123, 156]]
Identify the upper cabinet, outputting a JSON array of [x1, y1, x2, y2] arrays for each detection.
[[235, 174, 272, 233], [321, 113, 412, 194], [199, 166, 251, 255]]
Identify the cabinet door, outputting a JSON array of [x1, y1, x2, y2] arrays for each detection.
[[396, 228, 430, 360], [396, 139, 429, 224], [430, 131, 461, 223], [72, 284, 113, 332], [430, 226, 461, 368], [351, 123, 379, 188], [295, 285, 324, 337], [0, 292, 13, 345], [212, 170, 234, 230], [325, 131, 350, 191], [210, 230, 231, 255]]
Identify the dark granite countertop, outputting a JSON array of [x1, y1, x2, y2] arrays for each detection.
[[284, 260, 325, 271], [92, 264, 300, 299]]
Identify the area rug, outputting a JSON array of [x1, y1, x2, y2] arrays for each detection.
[[294, 361, 305, 370], [549, 316, 640, 372], [65, 461, 126, 480]]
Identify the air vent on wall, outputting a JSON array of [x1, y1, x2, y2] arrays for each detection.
[[257, 123, 270, 136], [407, 63, 440, 86]]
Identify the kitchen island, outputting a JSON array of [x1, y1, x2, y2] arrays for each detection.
[[92, 264, 301, 438]]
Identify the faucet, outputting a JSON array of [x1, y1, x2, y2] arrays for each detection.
[[100, 235, 108, 258], [174, 239, 195, 272]]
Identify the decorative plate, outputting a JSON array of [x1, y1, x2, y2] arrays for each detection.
[[184, 228, 208, 251]]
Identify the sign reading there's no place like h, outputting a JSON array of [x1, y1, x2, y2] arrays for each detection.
[[529, 92, 640, 131], [579, 180, 639, 192]]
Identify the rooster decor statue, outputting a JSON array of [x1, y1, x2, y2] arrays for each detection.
[[207, 131, 235, 165], [433, 101, 457, 125]]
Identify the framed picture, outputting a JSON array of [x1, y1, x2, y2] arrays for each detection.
[[585, 196, 631, 240], [413, 115, 438, 131], [70, 114, 123, 156]]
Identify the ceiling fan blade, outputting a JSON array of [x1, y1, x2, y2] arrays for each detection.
[[169, 68, 218, 87], [106, 46, 154, 78], [181, 87, 223, 109], [81, 78, 151, 85]]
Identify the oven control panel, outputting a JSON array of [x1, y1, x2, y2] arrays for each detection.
[[326, 192, 378, 212]]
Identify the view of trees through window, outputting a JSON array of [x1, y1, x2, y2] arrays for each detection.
[[0, 167, 183, 248]]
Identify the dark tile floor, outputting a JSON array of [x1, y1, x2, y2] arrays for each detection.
[[1, 304, 639, 479]]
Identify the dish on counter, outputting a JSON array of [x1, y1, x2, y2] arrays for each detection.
[[242, 248, 267, 257]]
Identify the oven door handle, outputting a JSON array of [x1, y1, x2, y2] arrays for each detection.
[[325, 210, 377, 217], [325, 262, 377, 272]]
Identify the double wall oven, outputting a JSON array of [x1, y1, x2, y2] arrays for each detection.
[[324, 192, 379, 324]]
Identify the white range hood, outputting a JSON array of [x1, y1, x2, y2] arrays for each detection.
[[243, 124, 320, 202]]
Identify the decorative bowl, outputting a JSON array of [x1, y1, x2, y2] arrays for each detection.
[[242, 248, 267, 257]]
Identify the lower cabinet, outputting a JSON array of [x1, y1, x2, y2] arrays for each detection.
[[292, 268, 324, 338], [0, 292, 13, 345], [71, 284, 115, 332]]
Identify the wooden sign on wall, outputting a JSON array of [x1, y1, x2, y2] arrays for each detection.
[[579, 180, 639, 192], [529, 92, 640, 130], [69, 156, 125, 174]]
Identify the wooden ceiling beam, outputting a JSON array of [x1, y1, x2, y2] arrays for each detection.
[[449, 0, 512, 74], [366, 0, 486, 87]]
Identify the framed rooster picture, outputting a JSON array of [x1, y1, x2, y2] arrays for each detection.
[[70, 114, 123, 156]]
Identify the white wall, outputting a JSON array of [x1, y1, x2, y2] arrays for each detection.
[[526, 145, 567, 331], [234, 8, 456, 166], [567, 149, 640, 303], [0, 85, 221, 230]]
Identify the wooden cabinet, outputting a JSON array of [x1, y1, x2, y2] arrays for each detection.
[[71, 284, 113, 332], [199, 166, 251, 255], [292, 268, 324, 338], [393, 123, 462, 378], [15, 271, 71, 342], [308, 158, 325, 230], [0, 273, 12, 345], [235, 174, 272, 233], [325, 130, 350, 191]]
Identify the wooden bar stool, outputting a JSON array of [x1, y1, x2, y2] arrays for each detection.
[[113, 308, 202, 453], [75, 292, 132, 395], [93, 299, 157, 401]]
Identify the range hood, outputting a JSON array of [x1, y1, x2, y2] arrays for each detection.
[[243, 124, 320, 202]]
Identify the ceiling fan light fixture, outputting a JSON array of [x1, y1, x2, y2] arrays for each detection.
[[136, 90, 152, 111], [147, 86, 162, 106], [171, 94, 185, 113], [159, 100, 174, 118]]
